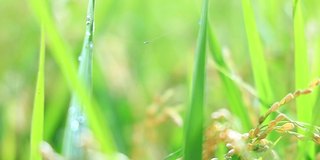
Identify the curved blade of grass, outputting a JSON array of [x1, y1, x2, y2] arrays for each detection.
[[241, 0, 274, 112], [293, 0, 315, 158], [207, 25, 252, 131], [183, 0, 208, 159], [30, 25, 45, 160], [29, 0, 116, 156]]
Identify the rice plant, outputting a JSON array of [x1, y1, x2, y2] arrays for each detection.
[[1, 0, 320, 159]]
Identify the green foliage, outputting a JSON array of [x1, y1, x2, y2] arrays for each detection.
[[207, 26, 252, 131], [29, 0, 116, 156], [241, 0, 274, 109], [183, 0, 208, 159], [293, 0, 316, 158], [63, 0, 95, 158], [1, 0, 320, 159], [30, 25, 45, 160]]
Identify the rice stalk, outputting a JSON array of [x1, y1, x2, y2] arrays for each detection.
[[208, 79, 320, 159]]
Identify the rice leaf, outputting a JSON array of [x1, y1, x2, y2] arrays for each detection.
[[310, 37, 320, 123], [241, 0, 274, 111], [30, 25, 45, 160], [183, 0, 208, 159], [44, 0, 120, 143], [294, 0, 311, 122], [207, 25, 252, 131], [29, 0, 116, 156], [63, 0, 96, 158], [293, 0, 315, 158], [311, 39, 320, 80]]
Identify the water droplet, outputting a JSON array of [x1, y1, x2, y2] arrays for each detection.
[[86, 16, 92, 25], [69, 106, 77, 114], [86, 31, 91, 36], [78, 115, 86, 123], [89, 42, 93, 49], [71, 120, 80, 131], [78, 55, 83, 62]]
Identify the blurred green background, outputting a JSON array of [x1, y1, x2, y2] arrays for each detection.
[[1, 0, 320, 159]]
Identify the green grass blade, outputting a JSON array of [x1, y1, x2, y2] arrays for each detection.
[[293, 0, 315, 158], [29, 0, 116, 155], [30, 25, 45, 160], [63, 0, 95, 159], [43, 0, 118, 145], [241, 0, 274, 110], [311, 38, 320, 79], [207, 25, 252, 131], [183, 0, 208, 159], [294, 1, 310, 120]]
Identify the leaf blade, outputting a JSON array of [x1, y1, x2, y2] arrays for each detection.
[[183, 0, 209, 159], [241, 0, 274, 111], [29, 0, 116, 155], [207, 25, 252, 131], [294, 0, 315, 158], [30, 25, 45, 160]]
